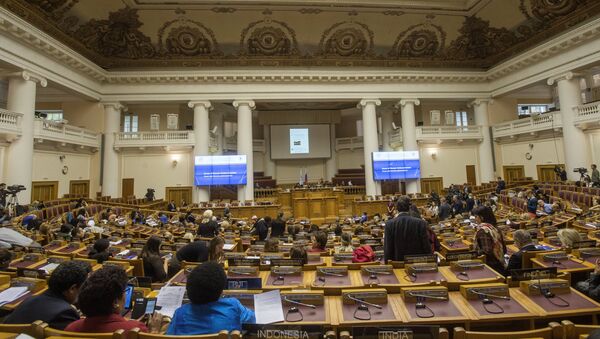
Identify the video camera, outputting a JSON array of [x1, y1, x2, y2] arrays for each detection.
[[5, 185, 25, 195], [573, 167, 588, 174]]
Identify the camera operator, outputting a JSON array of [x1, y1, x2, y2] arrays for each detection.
[[0, 184, 6, 208], [554, 166, 567, 182], [591, 164, 600, 188], [145, 188, 155, 202]]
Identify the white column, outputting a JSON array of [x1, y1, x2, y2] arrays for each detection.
[[381, 108, 394, 152], [5, 71, 46, 204], [359, 99, 382, 197], [325, 123, 337, 181], [189, 101, 212, 203], [263, 125, 276, 178], [233, 100, 255, 201], [101, 102, 124, 198], [398, 99, 420, 194], [549, 72, 590, 181], [211, 111, 225, 155], [471, 99, 495, 184]]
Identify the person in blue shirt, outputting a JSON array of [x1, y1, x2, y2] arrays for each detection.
[[166, 261, 255, 335]]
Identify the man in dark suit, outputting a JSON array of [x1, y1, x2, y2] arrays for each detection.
[[506, 229, 540, 272], [383, 196, 432, 262], [251, 216, 271, 241], [4, 261, 91, 329], [167, 200, 177, 212], [496, 177, 506, 194], [438, 197, 452, 221], [270, 212, 286, 237]]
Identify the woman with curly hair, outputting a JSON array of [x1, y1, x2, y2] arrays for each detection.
[[65, 266, 148, 333]]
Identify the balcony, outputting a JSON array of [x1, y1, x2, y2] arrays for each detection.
[[33, 119, 101, 149], [416, 125, 483, 144], [0, 108, 22, 141], [335, 132, 394, 151], [574, 102, 600, 130], [114, 131, 194, 150], [223, 136, 266, 153], [492, 112, 561, 141]]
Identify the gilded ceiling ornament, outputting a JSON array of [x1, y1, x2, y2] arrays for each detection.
[[158, 19, 221, 57], [73, 7, 155, 59], [444, 16, 518, 60], [389, 23, 446, 58], [318, 21, 374, 57], [520, 0, 587, 22], [240, 19, 298, 56]]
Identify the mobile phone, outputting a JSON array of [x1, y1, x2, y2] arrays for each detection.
[[131, 297, 147, 319], [145, 298, 157, 314]]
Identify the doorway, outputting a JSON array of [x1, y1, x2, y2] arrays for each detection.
[[466, 165, 477, 186], [503, 166, 525, 183], [537, 164, 564, 182], [420, 177, 444, 195], [165, 186, 193, 207], [31, 181, 59, 202], [381, 180, 399, 195], [122, 178, 134, 199], [69, 180, 90, 198]]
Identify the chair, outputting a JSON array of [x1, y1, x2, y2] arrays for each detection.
[[0, 320, 44, 339], [453, 322, 562, 339], [562, 320, 600, 339], [36, 322, 125, 339], [130, 330, 237, 339]]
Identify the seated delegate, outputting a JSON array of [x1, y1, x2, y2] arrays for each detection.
[[166, 262, 255, 335]]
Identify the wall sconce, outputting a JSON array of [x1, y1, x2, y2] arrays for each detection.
[[431, 152, 437, 159], [172, 160, 178, 167]]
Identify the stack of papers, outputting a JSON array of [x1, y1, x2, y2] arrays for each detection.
[[254, 290, 284, 324], [0, 287, 29, 306], [110, 240, 123, 246], [223, 244, 236, 251]]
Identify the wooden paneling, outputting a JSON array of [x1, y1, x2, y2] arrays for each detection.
[[122, 178, 134, 198], [165, 186, 192, 207], [466, 165, 476, 186], [381, 180, 399, 195], [420, 177, 444, 195], [31, 181, 58, 202], [503, 166, 525, 183], [69, 180, 90, 198], [537, 164, 564, 182]]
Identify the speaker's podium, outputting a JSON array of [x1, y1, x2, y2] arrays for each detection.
[[293, 194, 339, 224]]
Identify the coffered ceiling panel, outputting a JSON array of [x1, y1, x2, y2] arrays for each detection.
[[1, 0, 598, 70]]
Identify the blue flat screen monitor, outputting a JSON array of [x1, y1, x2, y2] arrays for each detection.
[[194, 155, 247, 186], [372, 151, 421, 180]]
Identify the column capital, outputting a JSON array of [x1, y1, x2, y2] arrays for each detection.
[[232, 100, 256, 109], [396, 99, 421, 108], [547, 71, 582, 86], [188, 100, 212, 110], [357, 98, 381, 109], [468, 98, 494, 108], [101, 102, 126, 112], [9, 70, 47, 87]]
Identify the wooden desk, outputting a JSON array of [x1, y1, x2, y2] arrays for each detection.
[[332, 294, 404, 326], [394, 291, 470, 326], [530, 257, 595, 274], [455, 288, 538, 325], [293, 197, 338, 224], [439, 265, 504, 291], [512, 287, 600, 319]]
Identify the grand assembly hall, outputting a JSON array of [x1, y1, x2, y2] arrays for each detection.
[[0, 0, 600, 338]]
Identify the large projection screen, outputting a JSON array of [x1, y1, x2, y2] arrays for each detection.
[[270, 124, 331, 160]]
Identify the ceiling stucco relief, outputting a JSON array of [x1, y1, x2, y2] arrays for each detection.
[[0, 0, 598, 69]]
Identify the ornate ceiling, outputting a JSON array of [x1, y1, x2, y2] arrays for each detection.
[[1, 0, 599, 70]]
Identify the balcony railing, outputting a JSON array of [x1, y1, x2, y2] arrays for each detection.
[[335, 133, 386, 151], [0, 108, 22, 136], [416, 125, 483, 142], [492, 112, 561, 139], [574, 102, 600, 129], [34, 118, 100, 148], [114, 131, 194, 148]]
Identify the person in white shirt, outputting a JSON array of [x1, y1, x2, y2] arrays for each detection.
[[0, 227, 40, 248]]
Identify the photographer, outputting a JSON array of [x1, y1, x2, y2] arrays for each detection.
[[592, 164, 600, 188], [555, 166, 567, 182]]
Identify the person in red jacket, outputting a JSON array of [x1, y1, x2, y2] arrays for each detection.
[[65, 266, 147, 333]]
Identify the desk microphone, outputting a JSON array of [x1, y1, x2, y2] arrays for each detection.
[[533, 278, 570, 307], [364, 268, 392, 275], [228, 268, 254, 276], [407, 291, 448, 318], [469, 289, 510, 314], [347, 294, 382, 321], [319, 270, 345, 277], [283, 296, 317, 309]]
